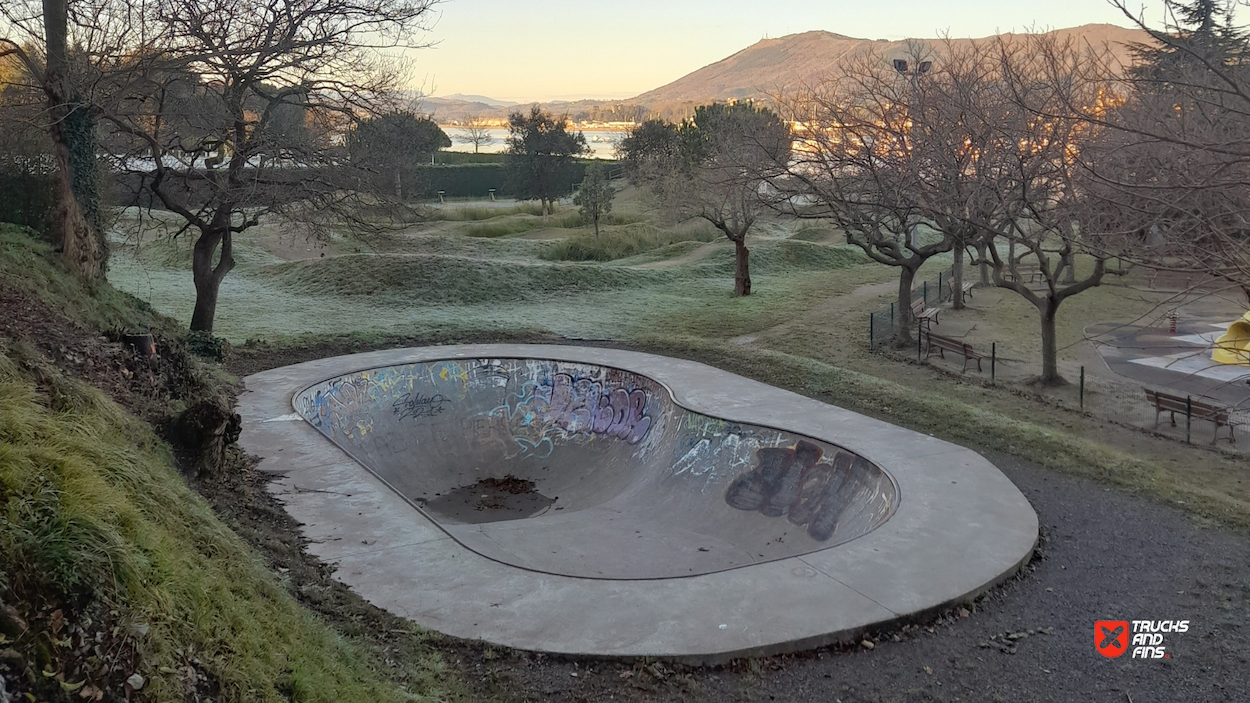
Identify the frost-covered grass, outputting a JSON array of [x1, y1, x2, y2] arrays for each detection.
[[541, 222, 718, 262], [106, 207, 866, 344]]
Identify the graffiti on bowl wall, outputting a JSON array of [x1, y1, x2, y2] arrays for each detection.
[[725, 441, 880, 542], [532, 372, 652, 444], [392, 391, 451, 421], [296, 359, 662, 452]]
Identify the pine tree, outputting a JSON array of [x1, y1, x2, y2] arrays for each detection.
[[1128, 0, 1248, 92]]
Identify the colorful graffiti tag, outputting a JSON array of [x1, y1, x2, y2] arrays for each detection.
[[533, 372, 652, 445], [725, 441, 868, 542]]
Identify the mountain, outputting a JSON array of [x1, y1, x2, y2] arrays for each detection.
[[443, 93, 518, 108], [634, 24, 1150, 106], [420, 95, 512, 122]]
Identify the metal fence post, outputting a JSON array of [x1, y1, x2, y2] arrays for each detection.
[[938, 271, 943, 299], [923, 281, 929, 306], [890, 302, 895, 332], [918, 328, 923, 363], [991, 343, 996, 386], [1185, 395, 1192, 444], [869, 312, 875, 351], [1079, 366, 1085, 412]]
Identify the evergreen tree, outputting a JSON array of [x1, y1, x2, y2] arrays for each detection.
[[504, 106, 589, 216], [348, 112, 450, 200], [573, 163, 614, 237], [1128, 0, 1248, 92]]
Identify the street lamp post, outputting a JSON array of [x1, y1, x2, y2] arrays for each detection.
[[894, 59, 932, 248]]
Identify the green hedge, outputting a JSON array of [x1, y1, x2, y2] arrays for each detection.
[[416, 162, 600, 199], [431, 151, 506, 165], [0, 168, 56, 233]]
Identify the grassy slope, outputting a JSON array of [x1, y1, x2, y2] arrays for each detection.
[[0, 225, 450, 702]]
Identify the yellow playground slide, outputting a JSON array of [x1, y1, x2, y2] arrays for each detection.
[[1213, 312, 1250, 365]]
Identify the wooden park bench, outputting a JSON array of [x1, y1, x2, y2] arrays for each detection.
[[1144, 388, 1236, 444], [948, 279, 975, 300], [1008, 263, 1043, 283], [924, 332, 985, 373], [910, 297, 940, 331]]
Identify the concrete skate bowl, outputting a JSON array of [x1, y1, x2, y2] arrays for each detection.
[[294, 358, 898, 580], [242, 345, 1038, 660]]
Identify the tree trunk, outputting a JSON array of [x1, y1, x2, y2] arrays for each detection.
[[593, 214, 600, 238], [49, 130, 98, 279], [1061, 254, 1076, 284], [978, 242, 990, 285], [394, 169, 403, 200], [733, 238, 751, 296], [43, 0, 101, 283], [894, 265, 916, 348], [1039, 301, 1064, 386], [189, 226, 235, 333], [952, 244, 965, 310]]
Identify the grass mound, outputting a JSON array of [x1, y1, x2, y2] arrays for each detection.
[[461, 211, 580, 238], [698, 239, 865, 276], [265, 253, 678, 303], [433, 203, 543, 222], [611, 239, 710, 265], [541, 223, 717, 262], [791, 221, 839, 242]]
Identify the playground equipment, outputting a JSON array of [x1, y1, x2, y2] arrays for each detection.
[[1212, 312, 1250, 365]]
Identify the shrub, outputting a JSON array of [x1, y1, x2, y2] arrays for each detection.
[[184, 330, 229, 362], [0, 167, 56, 234]]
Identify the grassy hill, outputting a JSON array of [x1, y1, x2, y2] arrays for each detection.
[[0, 224, 455, 702], [634, 24, 1148, 105]]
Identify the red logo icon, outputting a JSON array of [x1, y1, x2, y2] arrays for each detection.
[[1095, 620, 1129, 658]]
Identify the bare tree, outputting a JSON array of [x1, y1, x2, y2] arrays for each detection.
[[0, 0, 141, 281], [458, 117, 495, 153], [773, 46, 954, 344], [95, 0, 436, 332], [903, 39, 1011, 311], [965, 35, 1122, 385], [773, 35, 1120, 378]]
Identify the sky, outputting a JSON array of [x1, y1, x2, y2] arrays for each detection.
[[409, 0, 1166, 102]]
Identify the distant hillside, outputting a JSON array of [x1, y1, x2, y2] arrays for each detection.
[[424, 94, 648, 125], [634, 24, 1149, 106], [444, 93, 518, 108], [421, 95, 508, 122]]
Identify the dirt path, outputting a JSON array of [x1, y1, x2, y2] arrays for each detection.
[[453, 450, 1250, 703], [726, 279, 896, 347]]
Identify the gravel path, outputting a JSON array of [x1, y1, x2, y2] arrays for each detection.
[[463, 450, 1250, 703]]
